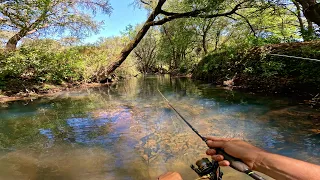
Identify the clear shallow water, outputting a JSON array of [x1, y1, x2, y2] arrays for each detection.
[[0, 75, 319, 180]]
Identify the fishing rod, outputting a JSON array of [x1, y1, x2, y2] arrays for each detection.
[[157, 89, 265, 180]]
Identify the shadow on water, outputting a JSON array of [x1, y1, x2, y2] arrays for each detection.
[[0, 75, 319, 180]]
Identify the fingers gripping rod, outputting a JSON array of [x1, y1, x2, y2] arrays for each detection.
[[157, 89, 265, 180]]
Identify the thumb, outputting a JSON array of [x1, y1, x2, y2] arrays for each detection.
[[206, 140, 226, 149]]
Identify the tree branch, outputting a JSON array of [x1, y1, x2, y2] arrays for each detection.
[[140, 0, 150, 6], [226, 15, 237, 21], [149, 1, 245, 26], [159, 8, 207, 16], [134, 51, 143, 60], [235, 12, 256, 37], [26, 24, 49, 35]]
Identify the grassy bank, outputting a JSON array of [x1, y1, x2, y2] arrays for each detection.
[[193, 41, 320, 97]]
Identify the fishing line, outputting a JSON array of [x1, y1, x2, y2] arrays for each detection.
[[157, 89, 207, 142], [157, 88, 265, 180], [268, 54, 320, 62]]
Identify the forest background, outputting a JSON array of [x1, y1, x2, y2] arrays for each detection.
[[1, 0, 320, 98]]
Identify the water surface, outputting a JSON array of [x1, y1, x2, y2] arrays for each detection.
[[0, 76, 319, 180]]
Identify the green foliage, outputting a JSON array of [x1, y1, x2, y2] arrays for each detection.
[[0, 0, 112, 49], [0, 38, 138, 91], [193, 41, 320, 94], [0, 0, 319, 95], [260, 61, 285, 77], [0, 40, 85, 84], [246, 35, 282, 47], [138, 0, 307, 76], [156, 19, 199, 73], [133, 26, 159, 73], [300, 28, 318, 41], [193, 47, 241, 83], [95, 36, 138, 77]]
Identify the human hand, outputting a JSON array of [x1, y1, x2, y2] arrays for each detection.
[[205, 136, 265, 170], [158, 172, 183, 180]]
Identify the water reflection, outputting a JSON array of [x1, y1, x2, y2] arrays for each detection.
[[0, 75, 319, 180]]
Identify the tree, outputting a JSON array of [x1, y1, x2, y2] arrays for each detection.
[[105, 0, 248, 76], [290, 0, 316, 40], [196, 18, 216, 54], [158, 19, 197, 72], [0, 30, 13, 47], [133, 27, 158, 74], [0, 0, 112, 50], [294, 0, 320, 26]]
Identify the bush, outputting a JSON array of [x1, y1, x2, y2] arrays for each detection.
[[0, 40, 85, 84], [193, 41, 320, 95], [246, 35, 282, 47], [0, 38, 138, 91]]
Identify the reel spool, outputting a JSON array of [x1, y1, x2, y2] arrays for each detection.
[[191, 158, 223, 180]]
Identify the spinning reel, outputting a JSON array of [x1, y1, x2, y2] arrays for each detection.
[[191, 158, 223, 180], [158, 89, 265, 180]]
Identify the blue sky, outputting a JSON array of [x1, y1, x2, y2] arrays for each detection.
[[84, 0, 148, 43]]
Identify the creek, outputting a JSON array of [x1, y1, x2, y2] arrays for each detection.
[[0, 75, 319, 180]]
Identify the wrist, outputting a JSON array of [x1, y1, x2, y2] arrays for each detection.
[[253, 150, 270, 171]]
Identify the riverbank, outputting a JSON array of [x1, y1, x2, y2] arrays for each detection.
[[0, 82, 107, 103], [192, 41, 320, 99]]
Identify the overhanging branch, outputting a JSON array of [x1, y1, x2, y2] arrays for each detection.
[[149, 1, 246, 26], [159, 8, 207, 16]]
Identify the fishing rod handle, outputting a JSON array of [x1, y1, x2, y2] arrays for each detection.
[[215, 148, 249, 172], [215, 148, 265, 180], [248, 172, 266, 180]]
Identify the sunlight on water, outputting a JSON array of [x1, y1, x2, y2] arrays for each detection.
[[0, 75, 319, 180]]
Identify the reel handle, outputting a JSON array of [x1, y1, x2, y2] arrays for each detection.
[[215, 148, 265, 180]]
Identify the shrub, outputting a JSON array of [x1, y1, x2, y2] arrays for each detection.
[[0, 38, 138, 91], [193, 41, 320, 94]]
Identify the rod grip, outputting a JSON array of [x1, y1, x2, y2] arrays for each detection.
[[249, 172, 266, 180], [215, 148, 250, 172], [215, 148, 265, 180]]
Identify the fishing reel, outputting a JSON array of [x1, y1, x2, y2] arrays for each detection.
[[191, 158, 223, 180]]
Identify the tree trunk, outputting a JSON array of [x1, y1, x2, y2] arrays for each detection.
[[6, 30, 26, 50], [5, 13, 47, 51], [201, 19, 215, 55], [105, 0, 166, 76], [162, 25, 176, 69], [214, 30, 221, 51], [293, 1, 305, 34], [307, 20, 314, 37], [295, 0, 320, 26], [105, 23, 152, 75], [292, 0, 315, 41], [202, 32, 208, 54]]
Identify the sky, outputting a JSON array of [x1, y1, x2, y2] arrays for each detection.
[[84, 0, 148, 43]]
